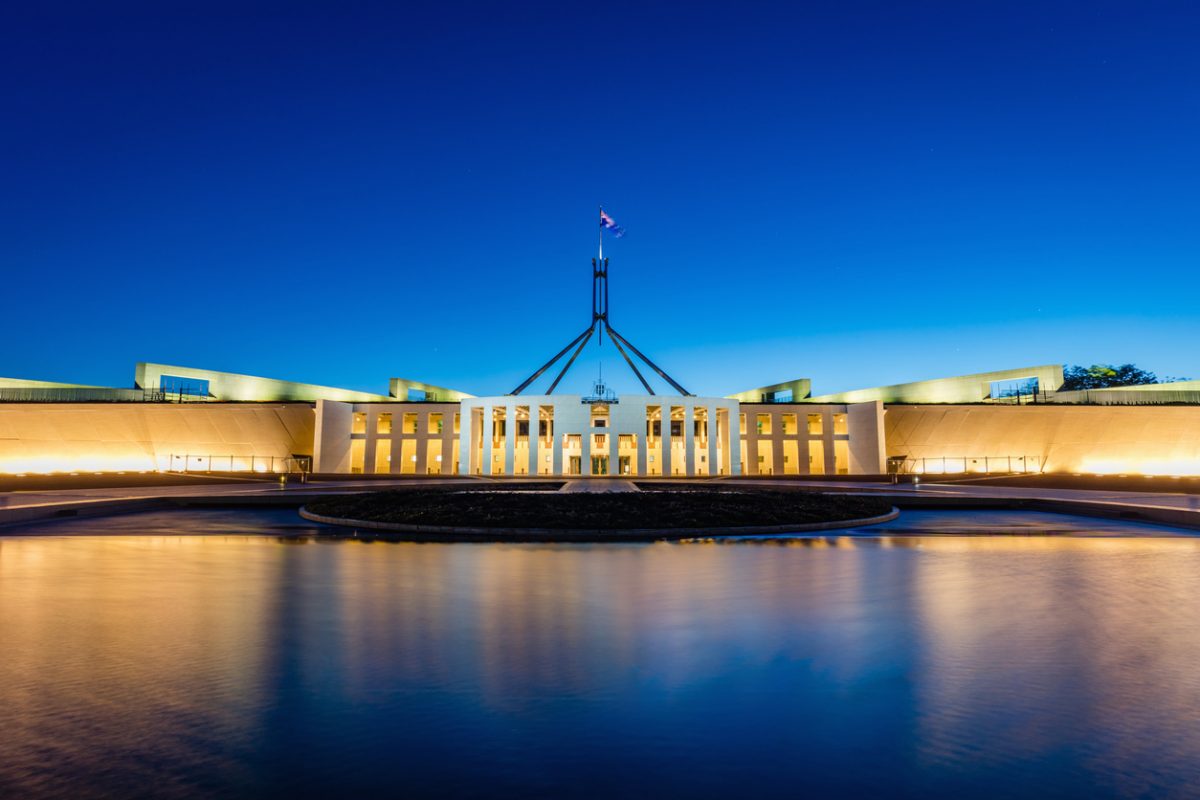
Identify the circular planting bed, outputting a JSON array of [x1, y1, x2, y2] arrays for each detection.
[[300, 488, 898, 541]]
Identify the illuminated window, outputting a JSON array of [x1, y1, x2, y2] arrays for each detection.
[[427, 413, 443, 435], [402, 413, 419, 434], [834, 439, 850, 473], [646, 405, 661, 440], [781, 414, 798, 435], [833, 413, 848, 435], [373, 440, 391, 474], [807, 414, 823, 435], [756, 414, 772, 435], [351, 413, 367, 435], [809, 440, 825, 474], [377, 413, 393, 434]]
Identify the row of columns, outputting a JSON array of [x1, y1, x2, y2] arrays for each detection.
[[458, 396, 741, 477]]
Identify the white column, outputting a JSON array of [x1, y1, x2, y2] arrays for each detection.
[[528, 413, 540, 477], [744, 410, 759, 475], [772, 410, 785, 477], [637, 400, 649, 476], [415, 411, 429, 475], [443, 407, 456, 475], [608, 411, 619, 475], [707, 404, 718, 476], [683, 403, 695, 476], [661, 411, 673, 477], [481, 404, 494, 475], [504, 403, 517, 476], [823, 411, 836, 476], [552, 399, 564, 475], [581, 412, 591, 475], [728, 402, 742, 475]]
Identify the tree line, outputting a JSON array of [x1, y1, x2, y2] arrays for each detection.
[[1059, 364, 1190, 391]]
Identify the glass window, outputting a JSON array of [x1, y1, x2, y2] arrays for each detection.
[[834, 439, 850, 473], [781, 413, 798, 435], [427, 413, 443, 435], [159, 375, 210, 399], [402, 413, 419, 434], [807, 413, 823, 435], [351, 412, 367, 435], [377, 412, 393, 434], [833, 413, 848, 435]]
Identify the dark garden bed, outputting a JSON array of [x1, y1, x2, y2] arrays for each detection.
[[302, 487, 893, 531]]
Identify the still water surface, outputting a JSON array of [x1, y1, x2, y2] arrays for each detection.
[[2, 509, 1200, 799]]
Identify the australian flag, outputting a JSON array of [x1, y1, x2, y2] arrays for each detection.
[[599, 209, 625, 238]]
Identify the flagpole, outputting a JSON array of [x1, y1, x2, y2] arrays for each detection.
[[597, 205, 603, 345]]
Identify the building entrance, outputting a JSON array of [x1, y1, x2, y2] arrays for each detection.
[[591, 455, 608, 475]]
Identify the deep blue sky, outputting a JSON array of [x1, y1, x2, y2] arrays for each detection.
[[3, 1, 1198, 397]]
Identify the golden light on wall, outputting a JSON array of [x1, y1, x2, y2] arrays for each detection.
[[1079, 458, 1200, 477], [0, 454, 161, 475], [0, 453, 294, 475]]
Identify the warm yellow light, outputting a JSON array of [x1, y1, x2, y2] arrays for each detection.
[[0, 454, 160, 474], [1079, 458, 1200, 477]]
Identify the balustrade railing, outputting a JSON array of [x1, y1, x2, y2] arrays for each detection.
[[888, 455, 1042, 475]]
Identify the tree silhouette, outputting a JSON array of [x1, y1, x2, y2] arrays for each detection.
[[1060, 364, 1158, 391]]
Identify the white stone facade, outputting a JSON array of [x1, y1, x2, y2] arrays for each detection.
[[311, 395, 887, 477]]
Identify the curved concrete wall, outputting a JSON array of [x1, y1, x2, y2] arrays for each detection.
[[885, 404, 1200, 474], [0, 403, 315, 473]]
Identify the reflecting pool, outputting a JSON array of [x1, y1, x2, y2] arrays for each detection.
[[2, 509, 1199, 798]]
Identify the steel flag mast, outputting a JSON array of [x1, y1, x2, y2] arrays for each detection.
[[508, 207, 692, 396]]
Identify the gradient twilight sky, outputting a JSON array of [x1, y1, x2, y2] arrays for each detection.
[[3, 1, 1198, 398]]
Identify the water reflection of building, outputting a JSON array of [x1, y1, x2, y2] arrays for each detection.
[[910, 537, 1200, 796]]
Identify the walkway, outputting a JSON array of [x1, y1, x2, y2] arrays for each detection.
[[1, 475, 1197, 531], [730, 478, 1200, 530], [0, 477, 473, 528], [559, 480, 639, 493]]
